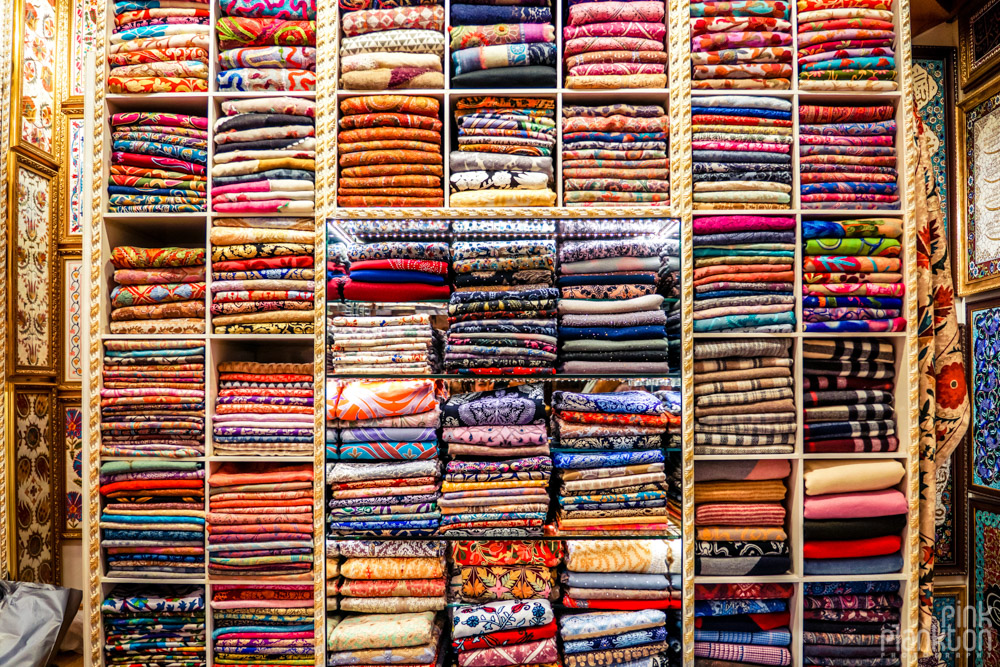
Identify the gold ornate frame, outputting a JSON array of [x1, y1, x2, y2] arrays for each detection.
[[959, 0, 1000, 93], [0, 0, 14, 580]]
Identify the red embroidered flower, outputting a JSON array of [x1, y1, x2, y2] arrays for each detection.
[[936, 361, 968, 410]]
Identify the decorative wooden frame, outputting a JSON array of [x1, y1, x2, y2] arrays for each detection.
[[965, 298, 1000, 500], [968, 496, 1000, 667], [59, 253, 82, 387], [959, 0, 1000, 93], [933, 584, 968, 667], [55, 394, 82, 540], [59, 110, 84, 242], [9, 0, 60, 167], [0, 0, 15, 581]]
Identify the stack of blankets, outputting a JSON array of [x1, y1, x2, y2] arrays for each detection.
[[446, 240, 557, 375], [100, 340, 206, 457], [108, 6, 210, 93], [694, 583, 793, 666], [561, 105, 670, 205], [563, 540, 681, 617], [690, 1, 792, 89], [803, 459, 906, 575], [328, 314, 441, 375], [802, 217, 905, 331], [692, 215, 796, 333], [216, 10, 315, 91], [799, 103, 899, 209], [694, 460, 791, 576], [328, 611, 444, 667], [451, 598, 557, 667], [803, 339, 898, 453], [100, 461, 205, 579], [337, 95, 444, 207], [206, 463, 314, 578], [449, 2, 556, 87], [559, 609, 675, 667], [102, 586, 206, 667], [109, 112, 208, 212], [338, 540, 447, 613], [340, 4, 445, 89], [803, 581, 902, 665], [211, 585, 315, 666], [109, 246, 206, 334], [563, 0, 666, 89], [212, 361, 314, 456], [326, 461, 442, 535], [343, 241, 451, 302], [691, 96, 793, 209], [449, 96, 557, 207], [798, 0, 897, 91], [693, 339, 795, 455]]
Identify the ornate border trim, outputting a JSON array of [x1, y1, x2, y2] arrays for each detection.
[[0, 0, 14, 580]]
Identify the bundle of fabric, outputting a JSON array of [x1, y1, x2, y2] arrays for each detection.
[[337, 540, 447, 613], [216, 13, 316, 90], [327, 611, 444, 667], [109, 245, 206, 334], [451, 598, 557, 667], [563, 0, 666, 88], [211, 585, 315, 666], [108, 2, 209, 93], [439, 384, 551, 536], [799, 103, 899, 209], [802, 217, 905, 330], [343, 241, 451, 302], [328, 314, 441, 375], [337, 95, 444, 207], [691, 96, 793, 209], [449, 1, 555, 87], [451, 538, 563, 603], [340, 3, 444, 89], [802, 581, 901, 665], [206, 463, 314, 578], [693, 339, 795, 455], [212, 361, 313, 456], [803, 339, 898, 453], [692, 215, 796, 332], [797, 0, 897, 91], [100, 339, 206, 457], [694, 459, 791, 576], [109, 112, 208, 211], [559, 609, 675, 667], [690, 0, 792, 89], [694, 583, 793, 666], [803, 459, 906, 575], [326, 459, 442, 536], [446, 240, 557, 375], [563, 540, 682, 616], [561, 105, 669, 205], [102, 585, 206, 667], [100, 461, 205, 578], [449, 96, 557, 207]]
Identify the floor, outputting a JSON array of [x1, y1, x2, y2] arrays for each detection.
[[50, 652, 84, 667]]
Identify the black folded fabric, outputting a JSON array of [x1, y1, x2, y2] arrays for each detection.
[[803, 620, 897, 635], [452, 66, 557, 88], [803, 515, 907, 541]]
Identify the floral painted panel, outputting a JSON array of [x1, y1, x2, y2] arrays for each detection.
[[67, 117, 85, 236], [970, 304, 1000, 497], [15, 166, 52, 372], [69, 0, 100, 97], [15, 389, 56, 584], [64, 259, 82, 382], [20, 0, 57, 155], [62, 404, 82, 535]]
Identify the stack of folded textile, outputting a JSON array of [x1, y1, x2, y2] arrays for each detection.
[[211, 585, 315, 666], [563, 0, 666, 89], [327, 611, 444, 667], [212, 361, 313, 456], [327, 542, 339, 611], [690, 1, 792, 89], [338, 540, 447, 613], [449, 2, 555, 87], [100, 461, 205, 578], [803, 581, 902, 665], [561, 105, 670, 205], [100, 340, 206, 457], [799, 103, 899, 209], [340, 3, 444, 89], [109, 112, 208, 212], [327, 239, 350, 299], [659, 222, 682, 365], [693, 339, 795, 455], [449, 96, 557, 207], [216, 12, 315, 91], [102, 585, 206, 667], [328, 314, 441, 375], [451, 538, 562, 603], [803, 459, 906, 575], [802, 217, 905, 331], [108, 6, 210, 93], [451, 598, 558, 667], [343, 242, 451, 302], [798, 1, 897, 91], [446, 240, 557, 375], [692, 215, 796, 333], [109, 246, 206, 334], [207, 463, 314, 578], [691, 96, 793, 209], [337, 95, 444, 207], [563, 540, 681, 614], [559, 610, 674, 667], [694, 460, 791, 576], [326, 460, 441, 538], [694, 583, 793, 666], [803, 339, 898, 453]]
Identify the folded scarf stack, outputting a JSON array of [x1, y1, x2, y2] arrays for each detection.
[[110, 245, 206, 334], [803, 339, 898, 452], [447, 240, 557, 375], [797, 0, 897, 91], [440, 384, 551, 536], [340, 3, 445, 89], [560, 609, 677, 667], [561, 105, 670, 205], [337, 95, 444, 206], [100, 461, 205, 578], [108, 0, 209, 93], [213, 361, 314, 456], [803, 459, 906, 575], [690, 0, 792, 89], [337, 540, 448, 613], [563, 539, 682, 616], [564, 0, 666, 89], [451, 538, 563, 604], [694, 459, 791, 576], [692, 96, 793, 209], [694, 583, 793, 667], [451, 597, 558, 667], [216, 5, 316, 90], [328, 314, 442, 375], [327, 611, 444, 667], [693, 339, 795, 455], [343, 241, 451, 302], [449, 96, 557, 207], [802, 580, 902, 664], [449, 0, 556, 88], [692, 215, 796, 332], [102, 585, 206, 667], [327, 238, 350, 296], [799, 103, 899, 209], [207, 463, 314, 578], [211, 585, 315, 666], [100, 339, 206, 457]]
